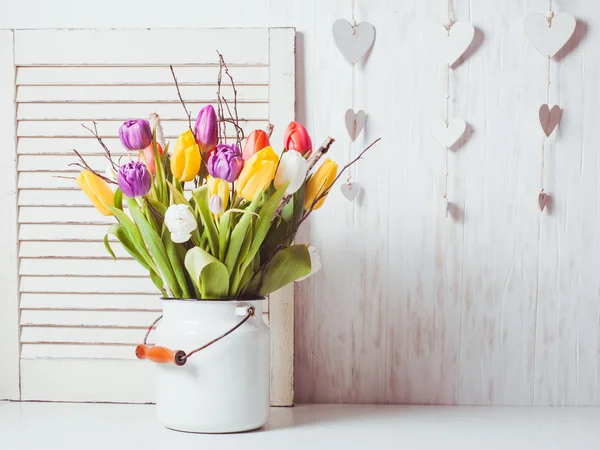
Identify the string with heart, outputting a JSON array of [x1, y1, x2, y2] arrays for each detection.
[[332, 0, 375, 202], [524, 1, 576, 212], [431, 0, 474, 217]]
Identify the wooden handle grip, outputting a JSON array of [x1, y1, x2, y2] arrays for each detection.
[[135, 344, 186, 366]]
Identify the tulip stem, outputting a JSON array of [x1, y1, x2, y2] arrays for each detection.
[[169, 65, 193, 132]]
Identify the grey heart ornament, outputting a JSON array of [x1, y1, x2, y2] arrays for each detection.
[[341, 182, 360, 201], [539, 104, 562, 137], [332, 19, 376, 65], [345, 109, 366, 141]]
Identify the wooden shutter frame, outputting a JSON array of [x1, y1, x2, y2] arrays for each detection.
[[0, 28, 295, 406]]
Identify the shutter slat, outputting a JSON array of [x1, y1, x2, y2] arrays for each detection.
[[21, 327, 154, 345], [17, 119, 265, 139], [19, 207, 114, 224], [21, 293, 160, 311], [21, 344, 138, 360], [17, 66, 268, 85], [20, 309, 158, 327], [20, 241, 131, 258], [20, 276, 156, 294], [20, 258, 147, 277], [19, 224, 109, 241], [17, 102, 268, 121], [17, 84, 268, 103]]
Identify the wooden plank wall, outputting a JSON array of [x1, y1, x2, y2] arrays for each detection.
[[2, 0, 599, 405]]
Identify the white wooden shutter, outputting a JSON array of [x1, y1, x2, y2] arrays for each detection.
[[0, 28, 295, 405]]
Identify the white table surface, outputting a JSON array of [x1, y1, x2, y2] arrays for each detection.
[[1, 402, 599, 450]]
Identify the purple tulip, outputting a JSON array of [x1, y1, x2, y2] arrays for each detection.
[[119, 119, 153, 151], [117, 161, 152, 198], [194, 105, 218, 154], [207, 144, 244, 182]]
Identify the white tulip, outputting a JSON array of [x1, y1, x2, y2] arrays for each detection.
[[297, 246, 322, 281], [164, 204, 197, 243], [274, 150, 309, 195]]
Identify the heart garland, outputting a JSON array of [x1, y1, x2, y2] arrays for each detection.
[[431, 4, 475, 217], [525, 5, 579, 212], [333, 4, 376, 204]]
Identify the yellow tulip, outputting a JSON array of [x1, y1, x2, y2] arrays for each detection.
[[171, 129, 201, 182], [304, 158, 338, 210], [76, 170, 115, 216], [236, 146, 279, 201], [206, 175, 230, 215]]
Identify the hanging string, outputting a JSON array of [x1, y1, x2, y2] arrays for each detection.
[[540, 0, 553, 198], [443, 0, 452, 207], [349, 0, 357, 192]]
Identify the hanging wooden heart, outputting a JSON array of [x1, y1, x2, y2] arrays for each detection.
[[524, 13, 576, 58], [332, 19, 376, 65], [539, 104, 562, 137], [345, 109, 366, 141], [538, 191, 550, 211], [341, 182, 360, 201], [431, 22, 475, 66], [432, 118, 466, 148]]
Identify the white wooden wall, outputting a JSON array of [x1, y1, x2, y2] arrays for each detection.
[[1, 0, 599, 406]]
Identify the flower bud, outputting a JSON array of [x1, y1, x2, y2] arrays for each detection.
[[119, 119, 152, 151]]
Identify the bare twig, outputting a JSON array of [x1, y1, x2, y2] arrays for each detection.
[[82, 122, 119, 171], [170, 65, 193, 132], [217, 51, 241, 144], [216, 55, 227, 142], [266, 123, 274, 138], [307, 136, 335, 172], [69, 148, 117, 185]]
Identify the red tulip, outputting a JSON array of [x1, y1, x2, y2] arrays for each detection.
[[141, 142, 164, 175], [283, 122, 312, 158], [243, 130, 271, 161]]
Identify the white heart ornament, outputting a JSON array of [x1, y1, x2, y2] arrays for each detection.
[[431, 22, 475, 66], [345, 109, 366, 141], [432, 118, 466, 148], [341, 182, 360, 201], [524, 13, 576, 58], [539, 104, 562, 137], [332, 19, 376, 65]]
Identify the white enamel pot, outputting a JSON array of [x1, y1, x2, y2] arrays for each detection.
[[138, 299, 270, 433]]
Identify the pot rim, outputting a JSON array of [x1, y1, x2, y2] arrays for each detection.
[[160, 297, 266, 303]]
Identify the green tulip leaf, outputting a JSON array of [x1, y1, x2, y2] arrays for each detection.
[[162, 230, 192, 299], [126, 198, 182, 298], [225, 191, 264, 275], [114, 188, 123, 211], [239, 182, 289, 274], [248, 244, 311, 297], [184, 246, 230, 299], [192, 185, 220, 258]]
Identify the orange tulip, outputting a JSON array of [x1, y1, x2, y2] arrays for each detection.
[[284, 122, 312, 158], [243, 129, 271, 161]]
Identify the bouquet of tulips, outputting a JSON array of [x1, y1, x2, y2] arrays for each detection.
[[73, 60, 378, 299]]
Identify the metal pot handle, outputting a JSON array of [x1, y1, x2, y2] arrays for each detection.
[[135, 305, 255, 366]]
